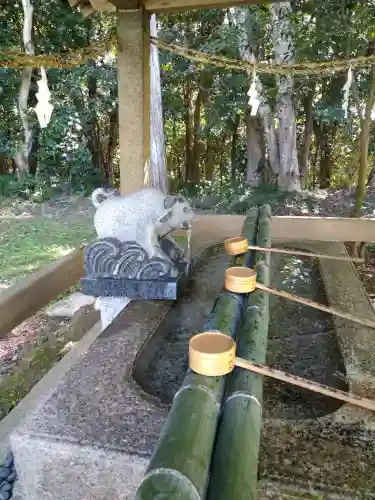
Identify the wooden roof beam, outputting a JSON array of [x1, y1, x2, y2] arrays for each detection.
[[111, 0, 141, 7], [143, 0, 276, 12], [70, 0, 280, 15], [106, 0, 276, 13], [69, 0, 117, 16]]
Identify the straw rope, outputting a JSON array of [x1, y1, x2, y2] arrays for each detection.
[[150, 37, 375, 76], [1, 34, 375, 75], [0, 34, 116, 69]]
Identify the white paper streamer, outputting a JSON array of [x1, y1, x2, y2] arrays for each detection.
[[342, 65, 353, 119], [35, 67, 54, 128], [247, 66, 260, 116]]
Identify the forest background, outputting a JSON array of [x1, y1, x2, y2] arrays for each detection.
[[1, 0, 375, 219]]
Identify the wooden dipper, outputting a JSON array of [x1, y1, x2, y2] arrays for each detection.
[[223, 236, 364, 263], [189, 331, 375, 412], [224, 237, 249, 256], [189, 332, 236, 376], [224, 266, 375, 330], [225, 267, 257, 294]]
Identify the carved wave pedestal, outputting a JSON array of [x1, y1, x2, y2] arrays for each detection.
[[80, 236, 190, 300]]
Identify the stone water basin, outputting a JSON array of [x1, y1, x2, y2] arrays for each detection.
[[133, 242, 348, 419], [134, 242, 375, 497]]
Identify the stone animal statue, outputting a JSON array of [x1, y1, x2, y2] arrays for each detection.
[[91, 187, 194, 263]]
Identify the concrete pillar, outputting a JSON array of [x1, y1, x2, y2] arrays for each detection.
[[117, 9, 150, 195]]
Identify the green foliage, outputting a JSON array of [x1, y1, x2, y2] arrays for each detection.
[[0, 1, 117, 197], [1, 0, 375, 202]]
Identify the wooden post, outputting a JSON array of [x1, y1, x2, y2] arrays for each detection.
[[117, 9, 150, 195]]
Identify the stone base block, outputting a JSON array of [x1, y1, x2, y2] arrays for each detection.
[[81, 272, 188, 300], [12, 437, 148, 500], [45, 292, 95, 318]]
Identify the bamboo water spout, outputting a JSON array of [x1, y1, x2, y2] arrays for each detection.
[[189, 332, 375, 413], [223, 236, 364, 263], [224, 266, 375, 330]]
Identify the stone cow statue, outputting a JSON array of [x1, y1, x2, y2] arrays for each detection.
[[91, 187, 194, 263]]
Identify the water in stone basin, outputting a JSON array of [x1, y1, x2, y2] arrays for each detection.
[[133, 244, 347, 419], [264, 246, 347, 419], [134, 244, 231, 403]]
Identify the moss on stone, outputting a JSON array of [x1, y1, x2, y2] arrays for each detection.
[[0, 306, 99, 419]]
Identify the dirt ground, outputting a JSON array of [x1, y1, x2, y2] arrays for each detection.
[[1, 189, 375, 422]]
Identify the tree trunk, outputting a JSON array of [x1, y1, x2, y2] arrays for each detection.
[[0, 154, 8, 175], [271, 2, 301, 192], [353, 63, 375, 216], [219, 130, 228, 185], [231, 114, 240, 183], [245, 112, 263, 186], [28, 125, 40, 177], [299, 85, 315, 189], [190, 72, 213, 185], [235, 7, 278, 179], [235, 7, 280, 183], [15, 0, 34, 179], [315, 122, 337, 189], [259, 102, 280, 178], [319, 139, 334, 189], [28, 67, 41, 177], [86, 65, 104, 178], [312, 141, 320, 189], [104, 104, 118, 187], [184, 84, 194, 183], [149, 14, 168, 194], [205, 140, 214, 181], [191, 89, 203, 183]]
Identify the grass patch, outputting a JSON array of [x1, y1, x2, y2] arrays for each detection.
[[0, 340, 67, 416], [0, 216, 188, 285], [0, 216, 95, 284], [0, 214, 98, 420]]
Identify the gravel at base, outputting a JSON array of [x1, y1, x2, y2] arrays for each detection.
[[0, 453, 17, 500]]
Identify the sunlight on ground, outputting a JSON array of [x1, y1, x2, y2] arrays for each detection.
[[47, 245, 75, 259], [0, 215, 188, 285], [0, 217, 95, 284]]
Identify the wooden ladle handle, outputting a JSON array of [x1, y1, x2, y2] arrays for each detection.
[[223, 237, 364, 262], [256, 282, 375, 330], [235, 357, 375, 412], [247, 244, 364, 263]]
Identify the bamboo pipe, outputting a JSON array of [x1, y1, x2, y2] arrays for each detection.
[[224, 267, 375, 330], [189, 332, 375, 413], [224, 237, 364, 263]]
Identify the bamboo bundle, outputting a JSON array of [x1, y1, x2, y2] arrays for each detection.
[[135, 208, 260, 499], [207, 205, 272, 500], [233, 206, 260, 268]]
